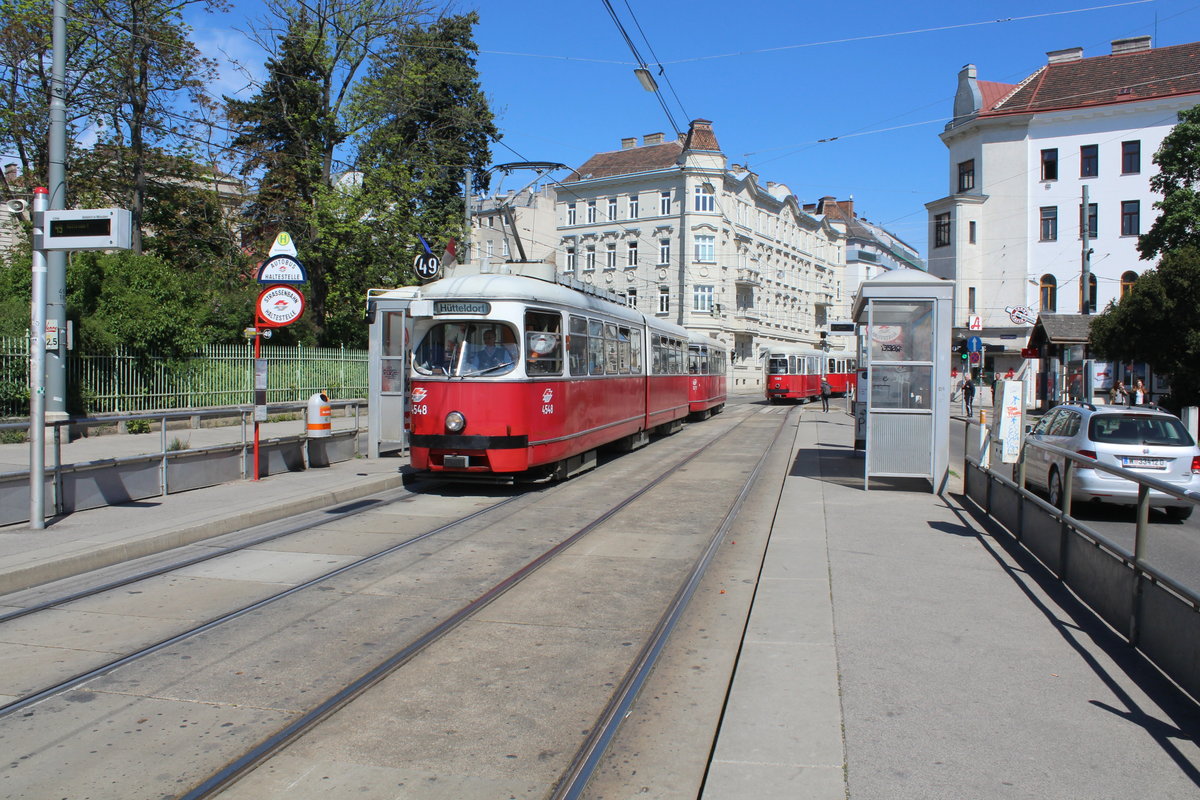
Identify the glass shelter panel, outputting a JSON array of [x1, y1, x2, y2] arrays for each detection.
[[868, 301, 933, 363]]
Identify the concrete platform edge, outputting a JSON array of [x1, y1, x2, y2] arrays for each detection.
[[0, 472, 408, 596]]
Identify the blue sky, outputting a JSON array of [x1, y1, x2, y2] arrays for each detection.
[[199, 1, 1200, 256]]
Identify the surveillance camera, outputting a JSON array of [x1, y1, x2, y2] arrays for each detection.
[[4, 198, 28, 214]]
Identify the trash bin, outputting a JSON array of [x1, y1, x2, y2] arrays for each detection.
[[306, 392, 332, 438]]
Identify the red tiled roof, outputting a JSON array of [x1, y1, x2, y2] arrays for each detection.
[[562, 140, 683, 183], [984, 40, 1200, 116], [978, 80, 1017, 112]]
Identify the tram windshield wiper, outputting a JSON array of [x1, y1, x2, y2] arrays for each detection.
[[459, 361, 516, 377]]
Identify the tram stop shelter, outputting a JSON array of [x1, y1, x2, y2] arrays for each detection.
[[851, 268, 953, 493]]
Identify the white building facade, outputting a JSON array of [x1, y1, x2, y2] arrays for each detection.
[[556, 119, 848, 388], [926, 36, 1200, 379], [468, 185, 559, 269]]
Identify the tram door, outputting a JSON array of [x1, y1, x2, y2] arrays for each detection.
[[367, 293, 416, 457]]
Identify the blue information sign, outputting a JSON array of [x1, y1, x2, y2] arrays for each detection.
[[966, 336, 983, 353]]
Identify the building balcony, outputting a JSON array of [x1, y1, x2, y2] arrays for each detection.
[[735, 266, 762, 286]]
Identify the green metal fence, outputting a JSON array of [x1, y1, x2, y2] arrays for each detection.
[[0, 337, 368, 417]]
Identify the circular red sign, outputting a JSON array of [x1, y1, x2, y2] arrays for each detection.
[[256, 284, 305, 327]]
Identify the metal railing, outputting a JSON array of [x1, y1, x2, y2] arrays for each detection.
[[0, 400, 364, 525], [0, 339, 368, 417], [963, 422, 1200, 702]]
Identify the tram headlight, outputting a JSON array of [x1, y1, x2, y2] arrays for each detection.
[[445, 410, 466, 433]]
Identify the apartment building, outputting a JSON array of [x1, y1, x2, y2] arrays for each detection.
[[556, 119, 848, 388], [926, 36, 1200, 381]]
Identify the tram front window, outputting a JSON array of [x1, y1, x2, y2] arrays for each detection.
[[768, 356, 789, 374], [412, 322, 518, 376]]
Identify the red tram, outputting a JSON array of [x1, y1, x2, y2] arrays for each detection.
[[402, 267, 722, 480], [687, 333, 728, 418], [763, 345, 857, 403]]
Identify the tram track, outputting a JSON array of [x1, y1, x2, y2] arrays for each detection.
[[0, 402, 787, 798]]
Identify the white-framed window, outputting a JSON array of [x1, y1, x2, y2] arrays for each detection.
[[628, 194, 639, 219], [586, 200, 596, 224], [659, 238, 671, 264], [626, 288, 638, 308], [694, 184, 715, 212], [658, 285, 670, 314], [695, 234, 715, 262], [659, 191, 671, 216], [565, 246, 576, 270], [502, 239, 509, 258], [485, 240, 494, 258], [693, 284, 714, 313], [627, 241, 638, 267], [584, 244, 596, 271], [567, 203, 576, 225], [606, 242, 617, 269], [607, 197, 617, 220]]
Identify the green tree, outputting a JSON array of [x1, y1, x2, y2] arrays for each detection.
[[81, 0, 226, 254], [225, 14, 332, 247], [1139, 104, 1200, 260], [1090, 248, 1200, 407], [324, 11, 496, 345]]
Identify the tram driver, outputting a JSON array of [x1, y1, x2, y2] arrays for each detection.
[[471, 328, 516, 374]]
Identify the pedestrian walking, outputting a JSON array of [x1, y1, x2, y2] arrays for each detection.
[[962, 376, 975, 416], [820, 378, 831, 412]]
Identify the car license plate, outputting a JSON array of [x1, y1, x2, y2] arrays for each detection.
[[1121, 456, 1166, 469]]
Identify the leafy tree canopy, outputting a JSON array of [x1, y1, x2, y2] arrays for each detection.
[[1139, 104, 1200, 260], [1090, 247, 1200, 406]]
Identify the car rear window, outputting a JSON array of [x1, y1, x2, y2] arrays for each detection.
[[1090, 414, 1195, 447]]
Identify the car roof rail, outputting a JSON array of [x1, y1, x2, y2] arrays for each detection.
[[1063, 400, 1096, 411]]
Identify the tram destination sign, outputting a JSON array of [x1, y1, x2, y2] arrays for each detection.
[[434, 301, 490, 315]]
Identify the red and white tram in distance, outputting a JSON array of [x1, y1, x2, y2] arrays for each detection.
[[392, 264, 723, 480], [763, 345, 857, 404], [687, 332, 727, 418]]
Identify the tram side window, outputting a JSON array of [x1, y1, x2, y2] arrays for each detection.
[[569, 316, 588, 376], [525, 310, 562, 375], [588, 319, 605, 375], [617, 326, 632, 373], [604, 323, 620, 374], [629, 329, 642, 374]]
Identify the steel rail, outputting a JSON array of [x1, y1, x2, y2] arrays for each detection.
[[550, 406, 794, 799], [0, 485, 527, 720], [178, 407, 762, 800]]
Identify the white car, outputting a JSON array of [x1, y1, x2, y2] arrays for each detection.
[[1023, 402, 1200, 521]]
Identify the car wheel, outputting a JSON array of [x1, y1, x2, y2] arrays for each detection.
[[1048, 468, 1065, 511], [1166, 506, 1194, 522]]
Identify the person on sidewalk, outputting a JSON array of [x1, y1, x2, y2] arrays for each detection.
[[1132, 378, 1147, 405], [962, 376, 975, 416], [820, 378, 831, 412], [1109, 380, 1129, 406]]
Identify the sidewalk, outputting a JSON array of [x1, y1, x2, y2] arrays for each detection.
[[0, 417, 408, 594], [704, 407, 1200, 799]]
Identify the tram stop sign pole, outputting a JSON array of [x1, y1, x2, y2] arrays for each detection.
[[27, 190, 131, 529], [252, 284, 305, 480]]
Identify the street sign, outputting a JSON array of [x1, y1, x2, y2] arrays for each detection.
[[969, 351, 981, 365], [256, 254, 307, 284], [256, 284, 305, 327], [966, 336, 983, 352], [37, 208, 132, 251], [967, 315, 983, 331], [414, 253, 441, 281], [268, 231, 298, 257], [1021, 347, 1040, 358]]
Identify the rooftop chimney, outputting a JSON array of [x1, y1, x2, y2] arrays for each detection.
[[621, 137, 637, 150], [1112, 36, 1152, 55], [643, 132, 665, 146], [1047, 47, 1084, 65]]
